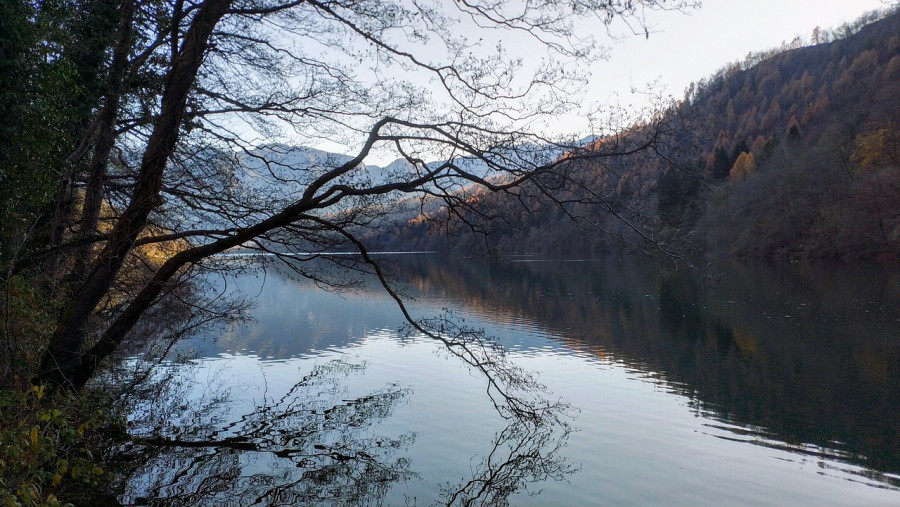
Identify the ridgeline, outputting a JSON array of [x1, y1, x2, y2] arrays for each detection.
[[375, 8, 900, 262]]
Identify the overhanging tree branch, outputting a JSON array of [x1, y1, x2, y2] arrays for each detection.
[[26, 0, 694, 393]]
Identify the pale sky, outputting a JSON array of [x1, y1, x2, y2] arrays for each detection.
[[315, 0, 895, 163], [589, 0, 891, 105]]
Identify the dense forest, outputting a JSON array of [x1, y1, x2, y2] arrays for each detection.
[[374, 8, 900, 262]]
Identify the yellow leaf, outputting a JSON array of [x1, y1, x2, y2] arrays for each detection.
[[29, 426, 39, 449]]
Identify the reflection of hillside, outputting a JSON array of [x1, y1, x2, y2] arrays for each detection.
[[183, 254, 900, 480], [389, 255, 900, 477], [393, 257, 659, 348], [181, 266, 407, 358]]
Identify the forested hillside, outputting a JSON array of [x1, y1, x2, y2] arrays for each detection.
[[376, 7, 900, 261]]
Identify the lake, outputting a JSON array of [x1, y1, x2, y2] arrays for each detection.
[[120, 254, 900, 505]]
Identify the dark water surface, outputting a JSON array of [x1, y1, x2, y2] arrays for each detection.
[[123, 255, 900, 505]]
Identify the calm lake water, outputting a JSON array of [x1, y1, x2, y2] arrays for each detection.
[[122, 254, 900, 505]]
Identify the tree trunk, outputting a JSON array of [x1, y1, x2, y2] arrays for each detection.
[[73, 0, 137, 275], [45, 167, 77, 280], [62, 119, 392, 388], [38, 0, 234, 390]]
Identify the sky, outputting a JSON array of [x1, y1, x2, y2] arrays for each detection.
[[323, 0, 895, 164], [587, 0, 891, 105]]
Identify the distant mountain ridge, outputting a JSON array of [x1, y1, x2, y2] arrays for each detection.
[[233, 134, 598, 215]]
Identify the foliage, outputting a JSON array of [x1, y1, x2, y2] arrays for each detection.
[[0, 386, 126, 506], [699, 141, 900, 260], [1, 276, 60, 386], [0, 0, 77, 262], [853, 124, 900, 171], [728, 152, 756, 181], [657, 164, 702, 227], [385, 6, 900, 261]]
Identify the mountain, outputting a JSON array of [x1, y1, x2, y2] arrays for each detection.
[[668, 7, 900, 261], [372, 7, 900, 261]]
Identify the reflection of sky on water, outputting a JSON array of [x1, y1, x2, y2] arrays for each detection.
[[144, 257, 900, 505], [148, 331, 900, 505], [516, 351, 900, 505]]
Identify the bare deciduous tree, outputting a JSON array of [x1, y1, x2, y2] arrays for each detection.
[[20, 0, 694, 389]]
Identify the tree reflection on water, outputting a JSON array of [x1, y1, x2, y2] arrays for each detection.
[[440, 408, 576, 507], [122, 359, 415, 505], [414, 316, 579, 506], [120, 340, 575, 506]]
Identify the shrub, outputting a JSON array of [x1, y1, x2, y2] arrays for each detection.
[[0, 385, 126, 506]]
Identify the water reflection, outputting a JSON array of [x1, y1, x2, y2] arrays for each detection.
[[440, 410, 576, 506], [121, 353, 578, 506], [124, 267, 580, 505], [126, 254, 900, 503], [385, 255, 900, 484], [122, 359, 416, 505], [653, 264, 900, 480]]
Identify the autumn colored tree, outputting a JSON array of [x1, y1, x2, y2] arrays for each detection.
[[853, 124, 900, 170], [729, 151, 756, 181]]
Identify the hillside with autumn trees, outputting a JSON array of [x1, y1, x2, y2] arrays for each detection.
[[373, 7, 900, 261]]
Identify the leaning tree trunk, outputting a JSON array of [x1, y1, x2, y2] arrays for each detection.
[[38, 0, 234, 390], [72, 0, 137, 275]]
